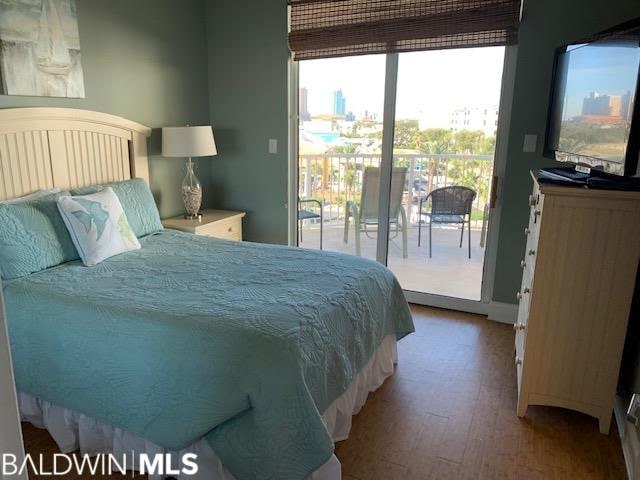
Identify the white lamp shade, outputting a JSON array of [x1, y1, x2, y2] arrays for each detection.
[[162, 126, 217, 157]]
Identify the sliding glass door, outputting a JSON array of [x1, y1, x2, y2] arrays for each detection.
[[296, 55, 386, 261], [293, 47, 507, 308], [387, 47, 505, 301]]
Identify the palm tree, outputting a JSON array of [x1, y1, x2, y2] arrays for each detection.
[[416, 128, 453, 154], [329, 143, 359, 155], [328, 144, 359, 201], [453, 130, 484, 154]]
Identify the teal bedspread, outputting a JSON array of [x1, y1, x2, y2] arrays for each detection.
[[4, 230, 414, 480]]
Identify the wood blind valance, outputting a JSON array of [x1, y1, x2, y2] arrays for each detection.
[[288, 0, 522, 60]]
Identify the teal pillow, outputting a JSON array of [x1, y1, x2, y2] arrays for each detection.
[[0, 193, 79, 280], [71, 179, 162, 238]]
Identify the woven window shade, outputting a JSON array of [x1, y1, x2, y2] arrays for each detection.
[[288, 0, 521, 60]]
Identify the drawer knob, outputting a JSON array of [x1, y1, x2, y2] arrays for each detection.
[[523, 287, 530, 294], [520, 260, 526, 269], [534, 210, 541, 217], [528, 249, 536, 256], [228, 227, 233, 232], [513, 323, 526, 331], [516, 291, 522, 301], [524, 227, 531, 236], [515, 357, 522, 366]]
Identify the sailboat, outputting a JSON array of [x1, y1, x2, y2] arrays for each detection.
[[35, 0, 72, 76]]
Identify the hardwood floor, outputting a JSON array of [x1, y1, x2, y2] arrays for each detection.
[[21, 305, 627, 479], [21, 421, 135, 479], [335, 305, 627, 479]]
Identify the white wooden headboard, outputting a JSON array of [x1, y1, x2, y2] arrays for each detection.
[[0, 108, 152, 201]]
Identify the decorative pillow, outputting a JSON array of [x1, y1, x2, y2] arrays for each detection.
[[57, 188, 141, 267], [0, 187, 61, 205], [71, 179, 162, 238], [0, 192, 79, 280]]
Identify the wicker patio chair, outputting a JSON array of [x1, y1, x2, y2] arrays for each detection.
[[419, 186, 476, 258], [298, 198, 323, 249]]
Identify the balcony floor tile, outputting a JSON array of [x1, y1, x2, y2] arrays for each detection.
[[298, 224, 484, 300]]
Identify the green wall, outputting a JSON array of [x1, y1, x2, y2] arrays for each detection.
[[0, 0, 211, 219], [492, 0, 640, 304], [206, 0, 289, 244]]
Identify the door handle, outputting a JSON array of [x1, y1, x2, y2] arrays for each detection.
[[489, 175, 499, 209]]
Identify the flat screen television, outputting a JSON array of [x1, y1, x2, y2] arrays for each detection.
[[545, 19, 640, 176]]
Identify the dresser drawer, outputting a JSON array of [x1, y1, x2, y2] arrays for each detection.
[[515, 326, 525, 361], [515, 328, 524, 392], [516, 355, 523, 394], [517, 185, 544, 317], [199, 217, 242, 241], [525, 190, 544, 247], [162, 210, 246, 241], [516, 262, 532, 321]]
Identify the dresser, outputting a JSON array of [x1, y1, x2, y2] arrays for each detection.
[[162, 209, 246, 241], [515, 172, 640, 433]]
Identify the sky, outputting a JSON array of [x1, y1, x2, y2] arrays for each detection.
[[560, 43, 640, 119], [299, 46, 505, 129]]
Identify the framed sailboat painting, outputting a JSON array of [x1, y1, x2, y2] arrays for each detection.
[[0, 0, 85, 98]]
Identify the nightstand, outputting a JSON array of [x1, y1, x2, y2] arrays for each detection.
[[162, 209, 246, 241]]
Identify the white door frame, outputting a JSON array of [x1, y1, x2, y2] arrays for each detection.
[[287, 46, 519, 323], [402, 45, 518, 320], [287, 54, 299, 247], [480, 45, 519, 321], [376, 53, 400, 265]]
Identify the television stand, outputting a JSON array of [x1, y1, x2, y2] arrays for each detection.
[[538, 166, 640, 191], [515, 171, 640, 433]]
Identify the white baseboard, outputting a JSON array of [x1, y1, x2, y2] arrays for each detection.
[[486, 301, 518, 324], [404, 291, 487, 315], [614, 395, 639, 480], [404, 294, 518, 325]]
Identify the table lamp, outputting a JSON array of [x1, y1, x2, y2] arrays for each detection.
[[162, 126, 217, 220]]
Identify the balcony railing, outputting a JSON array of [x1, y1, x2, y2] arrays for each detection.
[[298, 153, 494, 228]]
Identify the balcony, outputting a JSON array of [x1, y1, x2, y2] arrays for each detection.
[[297, 154, 493, 300]]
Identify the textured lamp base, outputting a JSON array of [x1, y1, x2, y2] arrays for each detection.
[[181, 158, 203, 220]]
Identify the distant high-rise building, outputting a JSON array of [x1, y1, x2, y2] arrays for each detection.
[[581, 91, 623, 117], [621, 90, 633, 122], [450, 106, 499, 136], [345, 111, 356, 122], [362, 110, 378, 121], [609, 96, 622, 117], [299, 87, 311, 121], [333, 89, 346, 116]]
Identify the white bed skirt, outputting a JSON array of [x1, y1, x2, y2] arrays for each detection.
[[19, 335, 397, 480]]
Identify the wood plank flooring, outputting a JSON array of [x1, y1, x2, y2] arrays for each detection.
[[21, 305, 627, 479], [335, 305, 627, 479]]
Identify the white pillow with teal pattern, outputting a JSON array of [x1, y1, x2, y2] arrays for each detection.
[[57, 188, 141, 266]]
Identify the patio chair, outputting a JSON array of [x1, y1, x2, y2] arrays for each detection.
[[298, 198, 323, 249], [343, 166, 408, 258], [418, 186, 476, 259]]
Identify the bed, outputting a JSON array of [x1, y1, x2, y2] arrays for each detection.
[[0, 108, 414, 480]]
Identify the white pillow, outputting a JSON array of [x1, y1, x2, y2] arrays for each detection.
[[0, 187, 61, 205], [57, 188, 141, 266]]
